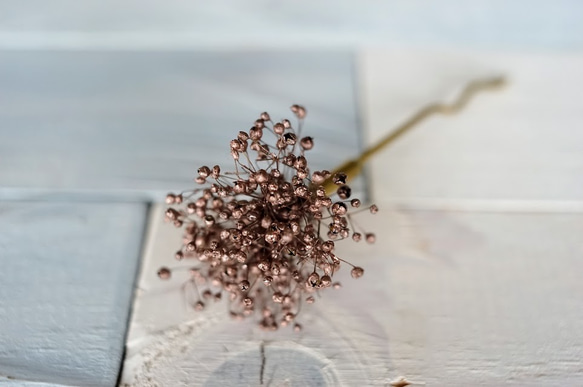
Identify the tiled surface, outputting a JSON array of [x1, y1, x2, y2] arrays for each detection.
[[0, 202, 147, 386]]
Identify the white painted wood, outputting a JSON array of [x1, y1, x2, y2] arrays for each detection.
[[337, 210, 583, 385], [1, 3, 581, 385], [122, 206, 583, 385], [0, 202, 147, 386], [1, 1, 582, 50], [0, 51, 359, 201], [122, 49, 583, 386], [121, 205, 391, 386], [360, 49, 583, 206], [0, 381, 65, 387]]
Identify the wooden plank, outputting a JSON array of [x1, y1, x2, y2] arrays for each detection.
[[1, 1, 582, 50], [0, 382, 64, 387], [120, 204, 392, 386], [0, 51, 359, 201], [0, 202, 147, 386], [338, 210, 583, 385], [122, 49, 583, 385], [122, 205, 583, 385], [359, 50, 583, 206]]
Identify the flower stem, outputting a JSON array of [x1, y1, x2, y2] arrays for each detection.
[[324, 76, 507, 195]]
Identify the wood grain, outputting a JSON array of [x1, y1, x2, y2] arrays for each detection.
[[121, 205, 392, 386], [0, 202, 147, 386], [1, 4, 582, 385], [122, 206, 583, 385], [339, 210, 583, 385], [360, 50, 583, 207], [0, 50, 359, 202], [1, 1, 582, 50], [122, 49, 583, 386]]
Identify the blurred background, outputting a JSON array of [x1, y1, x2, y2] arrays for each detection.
[[1, 2, 582, 386]]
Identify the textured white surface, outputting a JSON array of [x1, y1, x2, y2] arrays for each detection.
[[0, 49, 361, 386], [122, 49, 583, 386], [360, 50, 583, 206], [121, 205, 390, 386], [2, 2, 582, 385], [0, 50, 359, 201], [0, 202, 147, 386], [1, 1, 582, 50], [339, 210, 583, 385], [123, 207, 583, 386]]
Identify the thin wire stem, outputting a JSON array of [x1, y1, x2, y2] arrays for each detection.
[[323, 76, 506, 194]]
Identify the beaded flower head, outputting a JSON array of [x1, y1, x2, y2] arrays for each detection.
[[160, 105, 377, 331]]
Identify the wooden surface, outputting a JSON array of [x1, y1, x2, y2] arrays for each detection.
[[0, 202, 147, 386], [121, 205, 392, 386], [0, 50, 359, 201], [121, 50, 583, 385], [338, 210, 583, 386], [122, 210, 583, 386], [1, 1, 582, 50], [0, 50, 361, 386], [361, 49, 583, 207], [2, 3, 583, 384]]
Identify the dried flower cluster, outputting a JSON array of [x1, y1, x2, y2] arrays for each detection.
[[159, 105, 377, 331]]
